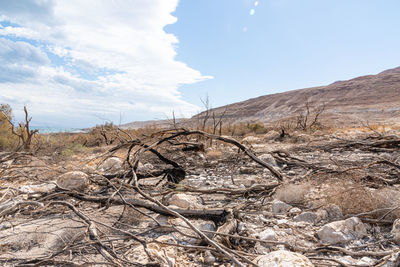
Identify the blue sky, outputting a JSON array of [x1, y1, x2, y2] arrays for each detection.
[[0, 0, 399, 127], [168, 0, 400, 108]]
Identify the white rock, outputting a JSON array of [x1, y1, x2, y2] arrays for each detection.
[[130, 235, 176, 267], [137, 162, 154, 172], [294, 212, 319, 224], [257, 250, 314, 267], [243, 136, 261, 143], [204, 250, 216, 265], [287, 170, 296, 176], [259, 153, 278, 167], [277, 219, 289, 225], [56, 171, 88, 191], [317, 217, 367, 245], [391, 218, 400, 244], [272, 200, 292, 215], [237, 222, 246, 234], [358, 257, 376, 266], [259, 228, 277, 241], [167, 194, 203, 209], [98, 157, 123, 176], [289, 207, 302, 214]]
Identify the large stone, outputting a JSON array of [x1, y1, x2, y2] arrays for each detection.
[[272, 200, 292, 215], [259, 228, 277, 241], [257, 250, 314, 267], [317, 217, 367, 245], [391, 218, 400, 244], [167, 217, 216, 245], [322, 204, 343, 221], [56, 171, 88, 191], [98, 157, 123, 176], [259, 153, 278, 167], [167, 193, 203, 209], [294, 212, 319, 224]]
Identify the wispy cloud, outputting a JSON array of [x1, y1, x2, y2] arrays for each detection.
[[0, 0, 212, 127]]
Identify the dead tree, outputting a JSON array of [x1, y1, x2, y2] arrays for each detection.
[[3, 106, 38, 151], [212, 107, 228, 135], [296, 99, 326, 131], [111, 129, 283, 183]]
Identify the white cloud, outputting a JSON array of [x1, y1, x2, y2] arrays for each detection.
[[0, 0, 211, 127]]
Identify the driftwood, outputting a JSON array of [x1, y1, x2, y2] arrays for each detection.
[[1, 128, 400, 266], [110, 129, 283, 183]]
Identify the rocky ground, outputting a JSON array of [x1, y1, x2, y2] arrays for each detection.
[[0, 127, 399, 266]]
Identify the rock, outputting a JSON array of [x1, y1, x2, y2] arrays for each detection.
[[380, 252, 400, 267], [56, 171, 88, 191], [391, 218, 400, 244], [204, 250, 216, 265], [129, 235, 176, 267], [289, 207, 302, 214], [243, 136, 261, 143], [357, 257, 376, 266], [317, 217, 367, 245], [277, 219, 289, 225], [167, 193, 203, 209], [322, 204, 343, 221], [272, 200, 292, 215], [263, 130, 280, 141], [259, 154, 278, 167], [287, 170, 296, 176], [239, 166, 257, 174], [294, 212, 319, 224], [98, 157, 123, 176], [169, 218, 216, 245], [257, 250, 314, 267], [137, 162, 154, 173], [259, 228, 277, 241], [237, 222, 246, 234]]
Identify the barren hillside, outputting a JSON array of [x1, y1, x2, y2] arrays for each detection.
[[194, 66, 400, 126]]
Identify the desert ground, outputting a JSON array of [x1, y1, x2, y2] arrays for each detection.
[[0, 123, 400, 267]]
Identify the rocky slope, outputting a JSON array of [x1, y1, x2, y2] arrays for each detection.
[[193, 66, 400, 126]]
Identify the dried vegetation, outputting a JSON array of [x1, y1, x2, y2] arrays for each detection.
[[0, 110, 400, 266]]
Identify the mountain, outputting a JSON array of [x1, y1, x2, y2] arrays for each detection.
[[193, 66, 400, 127]]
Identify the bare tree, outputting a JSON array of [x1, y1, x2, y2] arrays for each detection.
[[212, 107, 227, 135], [1, 106, 38, 150], [296, 99, 326, 131], [199, 94, 211, 131]]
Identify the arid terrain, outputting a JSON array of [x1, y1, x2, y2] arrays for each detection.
[[1, 124, 400, 266]]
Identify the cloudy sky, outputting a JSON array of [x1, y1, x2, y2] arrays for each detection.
[[0, 0, 400, 127]]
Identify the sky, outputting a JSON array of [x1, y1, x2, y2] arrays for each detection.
[[0, 0, 399, 128]]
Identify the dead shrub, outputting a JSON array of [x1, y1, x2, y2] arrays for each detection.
[[274, 183, 310, 205], [323, 185, 400, 222]]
